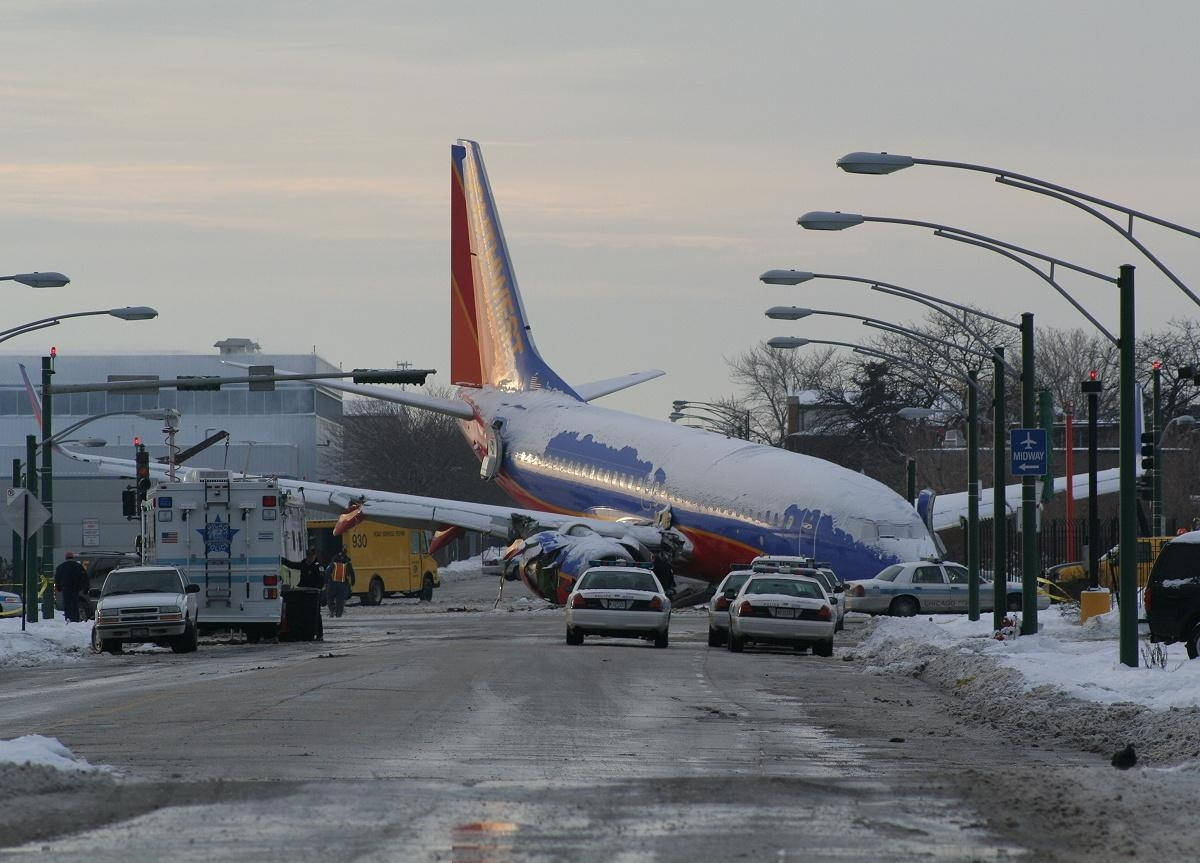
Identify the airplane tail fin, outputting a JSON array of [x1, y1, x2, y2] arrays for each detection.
[[452, 140, 579, 397], [18, 363, 42, 427]]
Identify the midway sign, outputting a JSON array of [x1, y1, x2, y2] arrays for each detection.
[[1009, 428, 1049, 477]]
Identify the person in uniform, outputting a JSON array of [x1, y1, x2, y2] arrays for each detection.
[[326, 548, 355, 618]]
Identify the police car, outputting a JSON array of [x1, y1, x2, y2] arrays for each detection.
[[565, 564, 671, 648]]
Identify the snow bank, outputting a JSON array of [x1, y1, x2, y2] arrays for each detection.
[[0, 735, 108, 772], [857, 608, 1200, 710], [0, 617, 93, 667]]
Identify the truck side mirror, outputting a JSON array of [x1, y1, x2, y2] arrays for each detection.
[[185, 583, 200, 594], [87, 588, 101, 599]]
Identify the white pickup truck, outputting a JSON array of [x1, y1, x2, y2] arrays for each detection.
[[89, 566, 201, 654]]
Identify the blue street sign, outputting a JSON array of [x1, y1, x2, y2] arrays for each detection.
[[1010, 428, 1048, 476]]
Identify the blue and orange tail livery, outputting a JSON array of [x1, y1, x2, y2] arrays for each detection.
[[451, 140, 579, 397]]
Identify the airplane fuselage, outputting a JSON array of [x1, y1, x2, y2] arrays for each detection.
[[457, 387, 935, 586]]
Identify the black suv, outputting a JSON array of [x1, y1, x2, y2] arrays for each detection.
[[1145, 535, 1200, 658]]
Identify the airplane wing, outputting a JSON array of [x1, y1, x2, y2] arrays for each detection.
[[572, 370, 665, 401], [929, 468, 1122, 532], [220, 361, 475, 420]]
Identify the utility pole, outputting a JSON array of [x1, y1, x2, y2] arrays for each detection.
[[24, 435, 38, 624], [993, 346, 1007, 630], [1082, 374, 1102, 589]]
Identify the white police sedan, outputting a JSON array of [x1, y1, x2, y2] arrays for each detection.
[[0, 589, 23, 617], [727, 573, 835, 656], [707, 568, 755, 647], [844, 560, 1052, 616], [565, 565, 671, 648]]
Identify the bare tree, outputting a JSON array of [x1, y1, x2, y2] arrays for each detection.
[[342, 391, 515, 506], [723, 342, 846, 446]]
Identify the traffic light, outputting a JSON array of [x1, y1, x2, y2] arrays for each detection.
[[121, 486, 138, 519], [1140, 431, 1156, 472], [1136, 474, 1153, 501], [135, 444, 151, 502], [350, 368, 431, 385], [175, 375, 222, 391]]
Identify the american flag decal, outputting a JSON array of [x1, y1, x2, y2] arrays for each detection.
[[161, 531, 179, 543]]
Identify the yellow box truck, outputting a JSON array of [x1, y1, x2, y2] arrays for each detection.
[[307, 519, 440, 605]]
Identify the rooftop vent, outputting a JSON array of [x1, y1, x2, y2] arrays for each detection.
[[214, 338, 261, 355]]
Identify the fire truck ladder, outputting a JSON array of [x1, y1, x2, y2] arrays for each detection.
[[203, 476, 233, 607]]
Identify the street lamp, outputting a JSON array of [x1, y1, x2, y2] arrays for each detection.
[[0, 306, 158, 348], [794, 211, 1132, 636], [833, 152, 1200, 666], [768, 322, 991, 619], [669, 400, 750, 440], [0, 272, 71, 288]]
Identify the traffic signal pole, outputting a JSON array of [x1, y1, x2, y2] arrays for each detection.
[[1020, 313, 1039, 635], [1152, 362, 1163, 536], [40, 355, 54, 620], [24, 435, 38, 624], [993, 347, 1008, 631]]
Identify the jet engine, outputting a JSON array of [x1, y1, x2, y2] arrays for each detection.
[[504, 522, 652, 604]]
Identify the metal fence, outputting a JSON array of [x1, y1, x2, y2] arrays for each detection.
[[975, 516, 1180, 579]]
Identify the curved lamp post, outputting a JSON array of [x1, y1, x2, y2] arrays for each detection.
[[768, 324, 989, 618], [16, 306, 160, 623], [794, 210, 1135, 636], [669, 400, 750, 440], [831, 154, 1191, 665]]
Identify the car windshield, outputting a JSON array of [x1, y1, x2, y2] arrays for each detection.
[[579, 570, 659, 592], [101, 569, 184, 596], [745, 578, 823, 599], [875, 565, 903, 582]]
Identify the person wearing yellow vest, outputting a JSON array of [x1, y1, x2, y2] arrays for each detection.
[[326, 548, 355, 618]]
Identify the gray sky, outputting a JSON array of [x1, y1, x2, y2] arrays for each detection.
[[2, 0, 1198, 418]]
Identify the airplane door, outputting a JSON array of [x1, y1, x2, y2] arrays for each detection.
[[480, 421, 503, 480]]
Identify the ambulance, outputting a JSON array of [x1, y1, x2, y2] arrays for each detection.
[[141, 469, 305, 642]]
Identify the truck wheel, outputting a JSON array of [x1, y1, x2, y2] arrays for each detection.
[[420, 573, 434, 602], [367, 577, 385, 607], [102, 639, 123, 655], [1186, 623, 1200, 660], [172, 619, 199, 653], [653, 630, 669, 649]]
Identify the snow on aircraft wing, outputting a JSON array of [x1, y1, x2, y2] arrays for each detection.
[[572, 370, 665, 401], [929, 468, 1122, 532], [56, 446, 666, 547]]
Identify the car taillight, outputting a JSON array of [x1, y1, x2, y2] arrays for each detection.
[[649, 596, 663, 611], [818, 605, 832, 621], [737, 600, 753, 617], [848, 584, 865, 598], [715, 596, 730, 611], [571, 593, 587, 608], [263, 575, 278, 586]]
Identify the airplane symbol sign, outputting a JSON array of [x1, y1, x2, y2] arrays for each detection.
[[1009, 428, 1048, 476]]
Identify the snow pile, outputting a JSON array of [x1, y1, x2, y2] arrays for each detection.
[[0, 617, 93, 667], [0, 735, 108, 772], [857, 609, 1200, 710]]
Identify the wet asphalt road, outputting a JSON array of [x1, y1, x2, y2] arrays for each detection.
[[1, 608, 1040, 861]]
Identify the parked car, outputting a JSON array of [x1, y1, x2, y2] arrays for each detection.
[[565, 565, 671, 648], [0, 589, 23, 617], [1145, 532, 1200, 658], [751, 556, 847, 630], [89, 566, 201, 654], [727, 572, 835, 656], [707, 569, 755, 646], [845, 560, 1050, 616]]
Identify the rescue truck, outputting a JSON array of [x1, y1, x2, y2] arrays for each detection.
[[140, 469, 305, 642], [307, 518, 439, 604]]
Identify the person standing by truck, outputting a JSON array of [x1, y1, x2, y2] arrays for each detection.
[[55, 552, 88, 622], [326, 548, 354, 618]]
